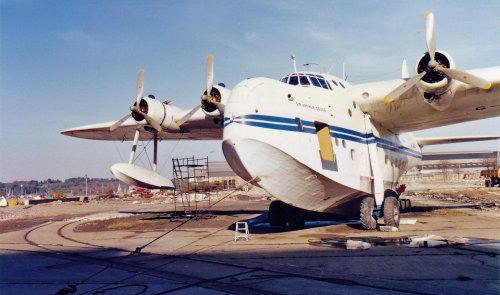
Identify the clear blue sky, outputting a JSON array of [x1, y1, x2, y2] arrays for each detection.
[[1, 0, 499, 182]]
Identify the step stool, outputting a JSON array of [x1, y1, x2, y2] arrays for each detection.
[[234, 222, 250, 241]]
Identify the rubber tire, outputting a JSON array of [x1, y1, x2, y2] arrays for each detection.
[[268, 200, 286, 227], [485, 180, 491, 187], [360, 197, 377, 230], [383, 196, 400, 227], [284, 204, 306, 230]]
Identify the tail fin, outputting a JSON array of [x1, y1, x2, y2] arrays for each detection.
[[401, 58, 410, 80], [416, 135, 499, 147]]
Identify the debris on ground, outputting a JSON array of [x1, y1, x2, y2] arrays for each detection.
[[379, 226, 399, 232], [346, 240, 371, 250], [409, 234, 469, 248], [309, 234, 469, 249], [406, 189, 499, 210], [400, 218, 417, 225]]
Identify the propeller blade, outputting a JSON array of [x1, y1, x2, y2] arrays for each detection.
[[437, 66, 492, 90], [425, 12, 436, 62], [135, 107, 163, 132], [175, 105, 202, 126], [384, 71, 427, 104], [109, 114, 132, 132], [212, 101, 225, 113], [136, 69, 144, 107], [206, 54, 214, 97]]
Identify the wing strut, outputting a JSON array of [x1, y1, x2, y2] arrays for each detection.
[[364, 114, 384, 207], [129, 130, 141, 164], [153, 133, 158, 172]]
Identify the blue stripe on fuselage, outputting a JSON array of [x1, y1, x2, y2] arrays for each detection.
[[224, 115, 421, 158]]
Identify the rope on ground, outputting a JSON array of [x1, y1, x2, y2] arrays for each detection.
[[132, 177, 259, 254]]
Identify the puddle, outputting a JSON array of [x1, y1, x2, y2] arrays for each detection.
[[309, 237, 412, 248]]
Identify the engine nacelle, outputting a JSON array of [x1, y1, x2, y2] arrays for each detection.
[[414, 50, 456, 110], [201, 84, 231, 117], [132, 97, 179, 131]]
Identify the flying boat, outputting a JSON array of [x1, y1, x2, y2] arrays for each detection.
[[62, 13, 500, 229]]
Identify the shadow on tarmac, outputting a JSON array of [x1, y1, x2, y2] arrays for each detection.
[[1, 235, 498, 295]]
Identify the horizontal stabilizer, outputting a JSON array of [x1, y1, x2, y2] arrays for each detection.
[[416, 135, 500, 147]]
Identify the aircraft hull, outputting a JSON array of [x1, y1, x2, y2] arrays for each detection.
[[223, 138, 367, 214]]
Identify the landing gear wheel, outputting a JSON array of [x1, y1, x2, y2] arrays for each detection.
[[383, 196, 400, 227], [360, 197, 377, 230], [268, 200, 286, 227], [485, 179, 491, 187]]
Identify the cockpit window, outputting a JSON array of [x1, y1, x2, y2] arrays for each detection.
[[339, 81, 345, 88], [288, 75, 299, 85], [299, 75, 310, 85], [309, 76, 321, 87], [318, 78, 330, 89], [283, 73, 335, 90]]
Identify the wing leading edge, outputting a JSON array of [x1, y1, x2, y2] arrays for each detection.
[[354, 66, 500, 133], [61, 117, 222, 141], [415, 135, 500, 147]]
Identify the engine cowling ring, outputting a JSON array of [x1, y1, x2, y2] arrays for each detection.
[[132, 97, 168, 127], [201, 85, 231, 117], [415, 50, 455, 95]]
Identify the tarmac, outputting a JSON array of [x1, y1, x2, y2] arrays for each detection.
[[0, 195, 499, 294]]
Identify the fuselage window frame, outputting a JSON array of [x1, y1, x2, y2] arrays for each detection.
[[299, 75, 310, 86], [288, 75, 299, 85]]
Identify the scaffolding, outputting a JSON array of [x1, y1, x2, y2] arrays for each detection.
[[172, 157, 211, 218]]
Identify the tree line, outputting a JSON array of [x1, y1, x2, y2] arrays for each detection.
[[0, 177, 122, 196]]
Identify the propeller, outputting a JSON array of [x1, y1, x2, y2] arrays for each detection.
[[175, 54, 223, 126], [205, 54, 214, 100], [109, 69, 162, 133], [201, 54, 225, 111], [384, 12, 491, 104], [175, 105, 202, 126], [109, 113, 132, 132], [384, 71, 426, 103]]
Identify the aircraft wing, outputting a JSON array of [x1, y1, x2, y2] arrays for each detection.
[[415, 135, 500, 147], [61, 116, 222, 141], [353, 66, 500, 133]]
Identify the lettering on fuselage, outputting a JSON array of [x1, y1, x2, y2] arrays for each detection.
[[295, 101, 326, 112]]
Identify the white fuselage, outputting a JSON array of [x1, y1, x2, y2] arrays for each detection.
[[222, 74, 421, 215]]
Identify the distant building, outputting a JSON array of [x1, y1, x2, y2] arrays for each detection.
[[417, 150, 498, 171], [403, 150, 499, 182], [172, 160, 246, 191], [207, 161, 246, 190]]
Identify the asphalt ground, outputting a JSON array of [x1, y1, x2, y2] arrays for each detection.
[[0, 193, 499, 294]]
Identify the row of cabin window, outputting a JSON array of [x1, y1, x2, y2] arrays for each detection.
[[280, 74, 345, 90]]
